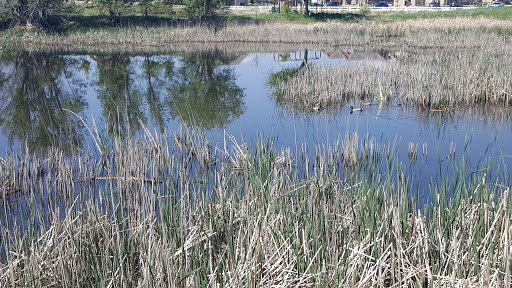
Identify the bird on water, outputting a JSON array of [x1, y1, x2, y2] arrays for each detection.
[[350, 106, 363, 112]]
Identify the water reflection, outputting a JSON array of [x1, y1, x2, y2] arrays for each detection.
[[94, 53, 145, 137], [0, 49, 246, 150], [322, 49, 392, 61], [0, 51, 86, 153], [167, 49, 244, 130], [143, 54, 171, 132], [0, 48, 511, 182]]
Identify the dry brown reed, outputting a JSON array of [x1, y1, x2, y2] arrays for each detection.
[[408, 142, 418, 163], [278, 47, 512, 109], [0, 13, 511, 287], [450, 141, 456, 157], [2, 17, 512, 52], [342, 131, 359, 167], [0, 127, 510, 287]]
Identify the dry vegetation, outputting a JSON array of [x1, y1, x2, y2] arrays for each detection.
[[276, 45, 512, 110], [1, 17, 511, 51], [0, 127, 510, 287], [7, 16, 511, 110], [0, 13, 511, 287]]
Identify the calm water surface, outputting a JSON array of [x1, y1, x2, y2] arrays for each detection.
[[0, 49, 511, 192], [1, 48, 511, 263]]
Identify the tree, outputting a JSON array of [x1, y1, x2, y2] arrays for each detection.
[[0, 0, 65, 27], [95, 0, 124, 20], [184, 0, 220, 20], [140, 0, 153, 18]]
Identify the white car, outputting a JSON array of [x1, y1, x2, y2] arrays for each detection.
[[488, 1, 505, 6]]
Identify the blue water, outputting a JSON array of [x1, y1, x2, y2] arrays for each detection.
[[1, 48, 512, 262], [0, 49, 511, 192]]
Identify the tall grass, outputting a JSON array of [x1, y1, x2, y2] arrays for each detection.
[[276, 47, 512, 110], [0, 127, 510, 287], [2, 17, 512, 51]]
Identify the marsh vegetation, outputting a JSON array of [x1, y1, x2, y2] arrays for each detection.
[[0, 127, 510, 287], [274, 47, 512, 111], [0, 5, 512, 287], [2, 15, 512, 51]]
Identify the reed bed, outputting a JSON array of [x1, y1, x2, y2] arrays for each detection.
[[8, 42, 326, 56], [2, 17, 512, 51], [276, 46, 512, 110], [0, 127, 510, 287]]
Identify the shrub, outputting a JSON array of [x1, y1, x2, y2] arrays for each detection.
[[282, 5, 293, 14], [360, 4, 371, 15]]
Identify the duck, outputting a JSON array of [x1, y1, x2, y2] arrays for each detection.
[[312, 103, 321, 112], [350, 106, 363, 113]]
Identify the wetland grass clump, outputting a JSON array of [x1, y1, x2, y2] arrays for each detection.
[[0, 127, 511, 287], [278, 47, 512, 111]]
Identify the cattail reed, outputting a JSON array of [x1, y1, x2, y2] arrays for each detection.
[[342, 131, 359, 167], [450, 141, 456, 158], [278, 47, 512, 111], [0, 125, 509, 287], [3, 18, 512, 52], [408, 142, 418, 163]]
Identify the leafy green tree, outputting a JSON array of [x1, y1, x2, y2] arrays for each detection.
[[0, 51, 86, 153], [95, 0, 123, 20], [184, 0, 219, 20], [139, 0, 153, 18], [161, 0, 176, 15], [167, 49, 244, 130], [0, 0, 66, 27]]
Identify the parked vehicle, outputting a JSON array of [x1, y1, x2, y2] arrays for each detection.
[[372, 2, 389, 7], [311, 2, 324, 6], [325, 1, 340, 6], [428, 2, 441, 6], [488, 1, 505, 6], [449, 1, 462, 6]]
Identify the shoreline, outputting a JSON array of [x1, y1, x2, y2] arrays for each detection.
[[1, 17, 511, 51]]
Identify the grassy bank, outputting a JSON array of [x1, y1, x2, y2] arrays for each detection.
[[0, 127, 510, 287], [0, 17, 511, 53], [377, 6, 512, 22]]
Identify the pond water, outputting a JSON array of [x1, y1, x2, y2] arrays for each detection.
[[0, 48, 511, 194]]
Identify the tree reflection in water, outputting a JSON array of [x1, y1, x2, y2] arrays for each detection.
[[0, 51, 86, 153], [94, 53, 144, 138], [167, 49, 245, 130], [94, 49, 244, 135], [0, 49, 246, 152], [143, 55, 167, 133]]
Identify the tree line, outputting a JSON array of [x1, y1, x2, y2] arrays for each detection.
[[0, 0, 223, 28]]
